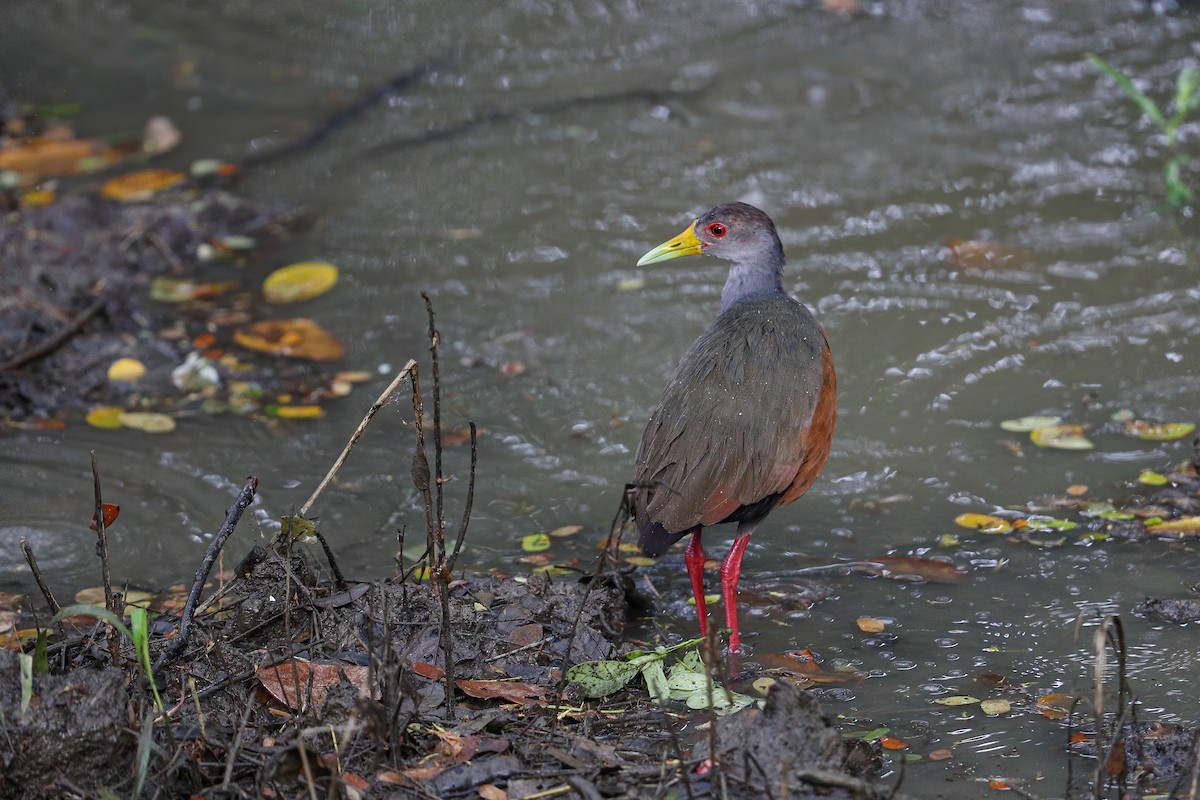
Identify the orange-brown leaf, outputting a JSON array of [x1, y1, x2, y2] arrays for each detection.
[[257, 660, 374, 710], [455, 679, 549, 705], [233, 319, 344, 361], [99, 169, 187, 202], [0, 136, 122, 179], [856, 556, 967, 584], [90, 503, 120, 530]]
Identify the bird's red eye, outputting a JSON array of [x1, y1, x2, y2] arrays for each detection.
[[706, 223, 727, 238]]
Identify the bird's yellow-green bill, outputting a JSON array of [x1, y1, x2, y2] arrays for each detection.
[[636, 222, 703, 266]]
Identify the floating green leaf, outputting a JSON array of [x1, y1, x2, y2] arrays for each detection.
[[934, 695, 981, 706], [954, 513, 1011, 534], [1024, 516, 1079, 532], [1138, 471, 1170, 486], [1125, 421, 1195, 441], [521, 533, 551, 552], [999, 416, 1061, 433]]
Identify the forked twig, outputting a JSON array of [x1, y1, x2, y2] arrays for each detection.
[[20, 537, 60, 616]]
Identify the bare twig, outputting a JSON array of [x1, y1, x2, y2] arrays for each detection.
[[447, 421, 477, 574], [298, 359, 417, 518], [0, 291, 106, 373], [90, 451, 114, 615], [20, 537, 60, 616], [421, 293, 445, 555], [153, 477, 259, 675], [1091, 615, 1130, 799]]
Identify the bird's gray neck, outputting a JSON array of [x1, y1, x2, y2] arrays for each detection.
[[719, 250, 786, 314]]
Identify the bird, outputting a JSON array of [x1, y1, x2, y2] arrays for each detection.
[[630, 202, 837, 653]]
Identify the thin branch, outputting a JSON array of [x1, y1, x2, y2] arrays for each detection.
[[0, 292, 106, 373], [447, 421, 477, 574], [90, 451, 114, 615], [421, 293, 445, 561], [298, 359, 417, 517], [20, 537, 60, 616], [153, 477, 259, 675]]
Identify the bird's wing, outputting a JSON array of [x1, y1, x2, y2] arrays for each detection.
[[633, 295, 834, 546]]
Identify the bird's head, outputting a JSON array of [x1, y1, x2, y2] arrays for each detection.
[[636, 202, 782, 267]]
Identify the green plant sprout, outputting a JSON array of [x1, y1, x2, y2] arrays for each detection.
[[1088, 54, 1200, 211], [566, 637, 758, 715]]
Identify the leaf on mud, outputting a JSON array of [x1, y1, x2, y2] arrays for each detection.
[[508, 623, 543, 647], [999, 415, 1061, 433], [118, 411, 176, 433], [106, 358, 146, 383], [642, 660, 670, 704], [99, 169, 187, 201], [1146, 516, 1200, 536], [953, 513, 1011, 534], [934, 695, 980, 706], [262, 261, 339, 304], [89, 503, 120, 530], [856, 556, 967, 584], [86, 406, 125, 430], [150, 277, 242, 303], [455, 679, 549, 705], [0, 136, 123, 179], [1030, 424, 1093, 450], [520, 533, 551, 552], [567, 659, 643, 698], [233, 319, 344, 361], [1124, 421, 1196, 441], [258, 660, 374, 710], [410, 662, 444, 679], [478, 785, 507, 800]]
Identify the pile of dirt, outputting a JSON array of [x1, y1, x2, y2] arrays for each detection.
[[0, 534, 896, 799]]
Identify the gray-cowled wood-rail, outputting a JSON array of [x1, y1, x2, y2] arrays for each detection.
[[631, 202, 837, 653]]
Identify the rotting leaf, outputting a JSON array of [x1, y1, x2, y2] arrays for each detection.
[[934, 695, 980, 706], [856, 556, 967, 584], [879, 736, 910, 750], [233, 319, 345, 361], [1035, 692, 1078, 720], [280, 516, 318, 543], [981, 699, 1012, 715], [99, 169, 187, 202], [1124, 421, 1196, 441], [257, 660, 375, 710], [455, 679, 549, 705], [549, 525, 583, 538], [944, 239, 1024, 268], [1030, 424, 1093, 450], [262, 261, 339, 304], [954, 513, 1011, 534], [566, 659, 644, 698], [0, 136, 123, 179], [999, 415, 1061, 433]]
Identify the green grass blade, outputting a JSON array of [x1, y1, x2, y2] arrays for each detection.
[[1087, 54, 1167, 130], [130, 608, 165, 713]]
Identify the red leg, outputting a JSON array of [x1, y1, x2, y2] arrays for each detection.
[[684, 530, 708, 639], [719, 532, 753, 653]]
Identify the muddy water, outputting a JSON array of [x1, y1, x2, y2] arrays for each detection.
[[3, 1, 1200, 795]]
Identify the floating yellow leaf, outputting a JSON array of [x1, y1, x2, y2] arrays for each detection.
[[933, 695, 980, 706], [21, 189, 56, 207], [752, 677, 777, 695], [954, 513, 1012, 534], [86, 406, 124, 430], [980, 699, 1012, 715], [117, 411, 176, 433], [263, 261, 339, 304], [520, 533, 551, 552], [624, 556, 656, 566], [549, 525, 583, 538], [532, 564, 573, 577], [1030, 424, 1093, 450], [1125, 421, 1196, 441], [687, 593, 721, 606], [270, 405, 326, 420], [233, 319, 344, 361], [107, 357, 146, 383], [1138, 471, 1170, 486], [1035, 692, 1077, 720], [856, 616, 887, 633], [1146, 517, 1200, 535], [99, 168, 187, 201]]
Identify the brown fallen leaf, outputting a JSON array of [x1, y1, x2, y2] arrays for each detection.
[[234, 319, 344, 361], [257, 660, 376, 710], [455, 679, 550, 705], [99, 168, 187, 202], [855, 556, 968, 584], [0, 136, 123, 180], [1146, 516, 1200, 537]]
